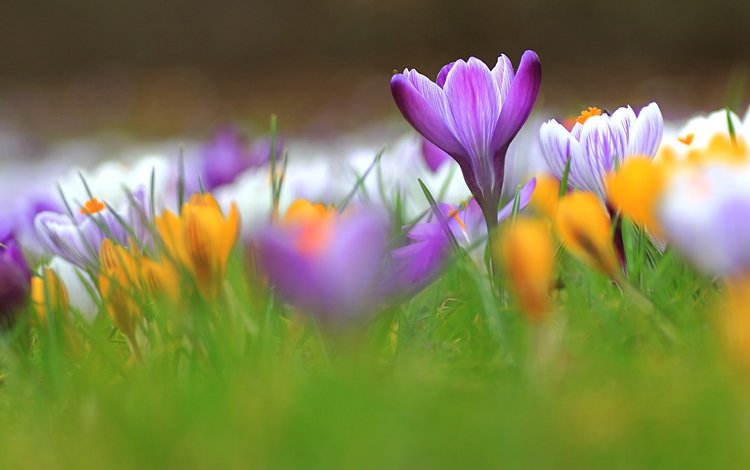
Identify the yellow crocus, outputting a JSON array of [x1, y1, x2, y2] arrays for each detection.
[[99, 239, 141, 339], [530, 174, 562, 220], [606, 158, 666, 234], [155, 193, 240, 297], [554, 192, 620, 278], [30, 268, 69, 322], [139, 256, 180, 304], [496, 217, 555, 322]]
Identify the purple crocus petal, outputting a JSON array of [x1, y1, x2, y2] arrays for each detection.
[[626, 102, 664, 158], [497, 177, 537, 222], [490, 50, 542, 160], [391, 221, 450, 291], [421, 137, 452, 173], [454, 199, 485, 243], [390, 71, 466, 158], [35, 212, 99, 269], [491, 55, 515, 103], [257, 231, 323, 313], [128, 186, 153, 249], [442, 57, 501, 170], [436, 61, 456, 88], [539, 120, 575, 180], [257, 211, 392, 322], [0, 239, 30, 317], [0, 215, 14, 245], [321, 214, 388, 319], [713, 197, 750, 276], [580, 115, 628, 174]]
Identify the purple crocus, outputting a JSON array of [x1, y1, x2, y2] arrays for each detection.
[[35, 186, 151, 270], [391, 51, 542, 230], [539, 103, 664, 199], [256, 201, 446, 322], [257, 205, 389, 321], [0, 229, 31, 320], [187, 126, 281, 194]]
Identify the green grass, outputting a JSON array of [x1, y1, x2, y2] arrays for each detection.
[[1, 218, 747, 469]]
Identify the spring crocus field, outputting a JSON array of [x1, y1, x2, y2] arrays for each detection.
[[2, 51, 750, 468]]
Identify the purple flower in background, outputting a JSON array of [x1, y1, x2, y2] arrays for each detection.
[[257, 204, 389, 321], [0, 233, 31, 321], [539, 103, 663, 199], [393, 178, 537, 277], [35, 186, 151, 270], [421, 137, 451, 173], [187, 126, 281, 194], [391, 51, 542, 230], [256, 200, 444, 322]]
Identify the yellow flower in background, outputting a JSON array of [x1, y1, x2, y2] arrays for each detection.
[[723, 277, 750, 368], [30, 268, 69, 323], [283, 199, 337, 255], [155, 193, 240, 297], [606, 157, 666, 234], [529, 174, 561, 220], [554, 192, 619, 278], [99, 239, 142, 339], [139, 257, 180, 304], [496, 217, 555, 322]]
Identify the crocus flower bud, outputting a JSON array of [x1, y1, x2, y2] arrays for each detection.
[[496, 218, 555, 322], [30, 267, 69, 323], [155, 193, 240, 298], [554, 192, 620, 278], [0, 238, 31, 324]]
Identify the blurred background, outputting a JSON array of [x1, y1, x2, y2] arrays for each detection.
[[0, 0, 748, 146]]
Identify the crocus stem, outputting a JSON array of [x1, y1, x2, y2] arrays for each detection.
[[481, 201, 500, 289], [607, 205, 628, 276]]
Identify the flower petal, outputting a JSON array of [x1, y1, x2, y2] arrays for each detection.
[[442, 57, 501, 166], [390, 71, 466, 157], [490, 50, 542, 158], [497, 177, 537, 222], [491, 54, 515, 104], [626, 102, 664, 158]]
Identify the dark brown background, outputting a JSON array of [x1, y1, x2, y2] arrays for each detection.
[[0, 0, 748, 140]]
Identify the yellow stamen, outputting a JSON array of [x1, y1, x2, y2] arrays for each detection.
[[80, 198, 106, 215], [575, 107, 603, 125]]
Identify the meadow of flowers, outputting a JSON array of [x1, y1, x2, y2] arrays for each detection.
[[2, 50, 750, 467]]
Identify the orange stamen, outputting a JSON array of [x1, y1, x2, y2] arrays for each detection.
[[575, 107, 603, 125], [80, 198, 106, 215], [678, 133, 695, 146]]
